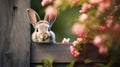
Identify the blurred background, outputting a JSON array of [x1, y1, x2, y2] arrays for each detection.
[[31, 0, 120, 66]]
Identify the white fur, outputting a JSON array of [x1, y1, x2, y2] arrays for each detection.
[[32, 31, 55, 43], [27, 8, 56, 43]]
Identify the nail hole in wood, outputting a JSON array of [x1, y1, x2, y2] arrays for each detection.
[[13, 6, 18, 11]]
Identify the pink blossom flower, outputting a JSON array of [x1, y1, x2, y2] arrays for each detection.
[[97, 26, 107, 32], [79, 34, 88, 40], [113, 23, 120, 33], [93, 35, 108, 54], [89, 0, 103, 4], [97, 0, 113, 13], [70, 46, 75, 53], [72, 40, 79, 47], [99, 45, 108, 54], [78, 13, 89, 22], [41, 0, 53, 6], [68, 0, 80, 5], [93, 35, 103, 47], [62, 38, 70, 44], [70, 45, 80, 57], [77, 38, 83, 42], [106, 19, 113, 28], [45, 6, 58, 23], [71, 22, 86, 36], [53, 0, 62, 8], [73, 50, 80, 57], [91, 0, 113, 16], [98, 1, 111, 12], [79, 3, 93, 13]]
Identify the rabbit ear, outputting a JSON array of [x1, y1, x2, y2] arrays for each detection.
[[44, 14, 56, 27], [26, 8, 41, 25]]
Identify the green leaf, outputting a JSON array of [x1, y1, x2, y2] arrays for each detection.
[[96, 63, 106, 67], [60, 0, 69, 10], [79, 0, 86, 5], [84, 59, 92, 64], [66, 59, 76, 67], [42, 57, 54, 67], [36, 65, 43, 67]]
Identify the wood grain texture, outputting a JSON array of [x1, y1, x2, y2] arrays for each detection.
[[31, 43, 73, 63], [0, 0, 30, 67], [31, 43, 107, 65], [32, 63, 103, 67]]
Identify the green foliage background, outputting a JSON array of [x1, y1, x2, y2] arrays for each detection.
[[31, 0, 79, 42], [31, 0, 120, 67]]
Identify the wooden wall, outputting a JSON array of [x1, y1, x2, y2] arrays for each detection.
[[0, 0, 30, 67]]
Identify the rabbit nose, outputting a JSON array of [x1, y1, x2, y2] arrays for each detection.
[[40, 34, 49, 41], [43, 35, 49, 41]]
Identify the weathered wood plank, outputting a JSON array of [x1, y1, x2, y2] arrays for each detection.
[[31, 43, 73, 63], [31, 63, 102, 67], [31, 43, 107, 64], [0, 0, 30, 67]]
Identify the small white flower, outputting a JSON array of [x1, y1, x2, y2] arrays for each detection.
[[62, 38, 70, 44]]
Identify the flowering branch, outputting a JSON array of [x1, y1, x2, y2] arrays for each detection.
[[40, 0, 120, 66]]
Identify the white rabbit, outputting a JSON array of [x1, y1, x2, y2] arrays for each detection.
[[26, 8, 56, 43]]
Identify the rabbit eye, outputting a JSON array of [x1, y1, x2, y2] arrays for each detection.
[[48, 28, 51, 31], [36, 28, 38, 32]]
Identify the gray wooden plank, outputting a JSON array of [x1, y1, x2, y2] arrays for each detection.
[[31, 63, 70, 67], [31, 63, 99, 67], [0, 0, 30, 67], [31, 43, 73, 63], [31, 43, 107, 64]]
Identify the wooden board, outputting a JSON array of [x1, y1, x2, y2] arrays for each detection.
[[31, 43, 73, 63], [0, 0, 30, 67], [31, 43, 107, 66]]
